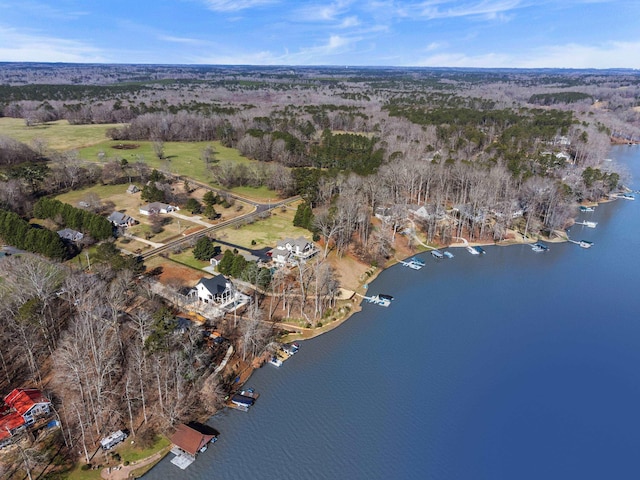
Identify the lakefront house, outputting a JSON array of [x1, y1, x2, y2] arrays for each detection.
[[269, 237, 319, 265], [0, 388, 52, 448]]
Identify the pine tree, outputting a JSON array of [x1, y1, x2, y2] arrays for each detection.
[[218, 249, 235, 275], [193, 236, 216, 261]]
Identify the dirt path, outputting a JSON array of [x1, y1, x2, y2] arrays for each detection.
[[100, 447, 170, 480]]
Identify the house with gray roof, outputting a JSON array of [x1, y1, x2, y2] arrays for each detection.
[[269, 236, 319, 265], [57, 228, 84, 243], [107, 211, 137, 228], [139, 202, 179, 216]]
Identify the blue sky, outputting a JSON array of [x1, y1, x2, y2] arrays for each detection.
[[0, 0, 638, 68]]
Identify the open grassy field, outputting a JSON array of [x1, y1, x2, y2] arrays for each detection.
[[214, 204, 309, 250], [0, 118, 118, 151], [1, 118, 285, 202], [79, 140, 254, 183]]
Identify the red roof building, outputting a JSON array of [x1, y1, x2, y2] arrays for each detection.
[[0, 389, 51, 443], [170, 424, 216, 457]]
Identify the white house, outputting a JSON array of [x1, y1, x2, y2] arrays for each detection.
[[269, 237, 319, 265], [139, 202, 179, 216], [191, 274, 236, 305]]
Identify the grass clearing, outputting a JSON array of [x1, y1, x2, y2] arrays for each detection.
[[228, 185, 281, 202], [215, 206, 309, 250], [169, 250, 210, 270], [0, 118, 117, 151], [79, 140, 256, 185]]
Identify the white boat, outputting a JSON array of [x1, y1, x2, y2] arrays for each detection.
[[466, 246, 479, 255], [531, 242, 549, 252], [368, 294, 392, 307], [579, 206, 595, 212], [579, 240, 594, 249], [582, 221, 597, 228], [622, 193, 635, 200], [403, 257, 425, 270], [443, 251, 454, 258], [269, 356, 282, 367], [431, 250, 444, 259]]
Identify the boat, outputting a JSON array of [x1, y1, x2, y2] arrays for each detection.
[[466, 246, 479, 255], [473, 246, 486, 255], [579, 206, 595, 212], [573, 220, 598, 228], [622, 193, 635, 200], [531, 242, 549, 252], [368, 294, 391, 307], [579, 240, 594, 249], [403, 257, 425, 269], [443, 251, 454, 258], [269, 356, 283, 367], [430, 250, 444, 259], [231, 389, 259, 410], [282, 343, 299, 356]]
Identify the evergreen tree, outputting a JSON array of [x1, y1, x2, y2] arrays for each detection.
[[185, 198, 202, 214], [217, 249, 235, 275], [203, 204, 218, 220], [230, 255, 248, 278], [193, 236, 216, 261], [203, 190, 217, 207], [141, 182, 165, 203]]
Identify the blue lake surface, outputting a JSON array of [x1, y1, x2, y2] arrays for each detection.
[[146, 146, 640, 480]]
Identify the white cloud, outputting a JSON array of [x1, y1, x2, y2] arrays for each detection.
[[193, 34, 360, 65], [294, 0, 354, 22], [202, 0, 278, 12], [339, 16, 360, 28], [158, 34, 203, 45], [410, 40, 640, 69], [417, 0, 523, 19], [519, 41, 640, 69], [0, 26, 107, 62]]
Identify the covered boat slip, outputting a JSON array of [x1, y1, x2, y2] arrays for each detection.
[[169, 423, 219, 469]]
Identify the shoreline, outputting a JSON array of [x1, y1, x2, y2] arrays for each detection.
[[140, 198, 613, 475], [280, 193, 618, 343]]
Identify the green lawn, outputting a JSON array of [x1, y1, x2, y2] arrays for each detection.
[[168, 250, 210, 270], [0, 118, 118, 151], [79, 140, 256, 185], [228, 185, 281, 202], [215, 205, 309, 250], [65, 435, 170, 480]]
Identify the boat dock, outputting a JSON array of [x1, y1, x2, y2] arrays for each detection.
[[399, 256, 425, 269], [575, 221, 597, 228], [362, 294, 393, 307], [228, 388, 260, 412], [531, 242, 549, 252], [568, 239, 594, 249]]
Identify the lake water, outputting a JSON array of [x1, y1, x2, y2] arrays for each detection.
[[146, 146, 640, 480]]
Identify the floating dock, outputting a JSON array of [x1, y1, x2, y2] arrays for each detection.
[[531, 242, 549, 252], [575, 221, 597, 228], [400, 257, 425, 269]]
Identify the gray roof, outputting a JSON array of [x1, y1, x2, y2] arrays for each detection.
[[108, 211, 134, 224], [196, 274, 231, 295], [57, 228, 83, 241]]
